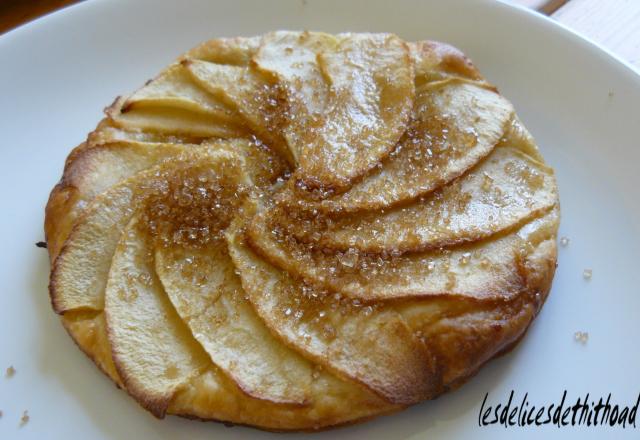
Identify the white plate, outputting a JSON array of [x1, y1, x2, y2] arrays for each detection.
[[1, 0, 639, 438]]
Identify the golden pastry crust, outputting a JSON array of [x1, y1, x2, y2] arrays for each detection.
[[45, 32, 559, 431]]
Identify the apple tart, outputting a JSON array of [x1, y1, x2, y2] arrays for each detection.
[[45, 31, 559, 431]]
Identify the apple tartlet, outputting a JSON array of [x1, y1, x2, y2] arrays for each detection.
[[45, 31, 559, 431]]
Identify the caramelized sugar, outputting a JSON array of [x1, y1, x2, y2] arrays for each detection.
[[284, 80, 513, 212], [135, 158, 249, 250]]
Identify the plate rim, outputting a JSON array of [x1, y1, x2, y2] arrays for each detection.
[[2, 0, 639, 81]]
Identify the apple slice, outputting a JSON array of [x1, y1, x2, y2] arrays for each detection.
[[105, 215, 210, 418], [396, 293, 538, 385], [183, 36, 261, 65], [275, 146, 558, 253], [394, 215, 558, 386], [184, 59, 292, 164], [183, 59, 267, 127], [89, 117, 210, 146], [107, 96, 246, 139], [409, 40, 484, 85], [155, 241, 313, 405], [253, 31, 336, 166], [246, 201, 559, 301], [285, 78, 514, 213], [109, 61, 251, 138], [46, 136, 289, 262], [45, 141, 189, 260], [50, 148, 245, 313], [122, 63, 237, 119], [254, 31, 337, 141], [255, 31, 414, 191], [226, 201, 437, 405]]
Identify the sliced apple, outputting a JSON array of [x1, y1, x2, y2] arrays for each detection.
[[107, 96, 247, 139], [226, 201, 436, 405], [184, 59, 292, 163], [254, 31, 337, 133], [409, 40, 484, 85], [284, 78, 514, 213], [155, 241, 313, 405], [247, 200, 559, 301], [45, 134, 290, 262], [276, 146, 557, 253], [105, 215, 210, 418], [50, 148, 245, 313], [253, 31, 336, 165], [89, 117, 210, 146], [184, 60, 265, 122], [122, 63, 237, 119], [110, 61, 252, 138], [50, 182, 135, 313], [183, 36, 261, 66], [58, 137, 285, 220], [62, 142, 190, 200], [395, 213, 558, 385], [255, 31, 414, 190], [45, 142, 189, 260], [503, 115, 546, 162], [397, 293, 537, 385]]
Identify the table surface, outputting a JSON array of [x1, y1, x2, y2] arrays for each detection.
[[0, 0, 638, 69]]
